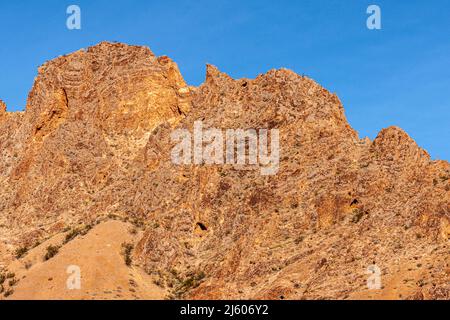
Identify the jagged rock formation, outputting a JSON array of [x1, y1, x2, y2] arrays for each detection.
[[0, 42, 448, 300]]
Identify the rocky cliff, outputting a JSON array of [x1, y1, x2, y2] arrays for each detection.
[[0, 42, 448, 300]]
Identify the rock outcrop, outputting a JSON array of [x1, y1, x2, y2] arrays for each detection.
[[0, 42, 448, 300], [0, 100, 6, 115]]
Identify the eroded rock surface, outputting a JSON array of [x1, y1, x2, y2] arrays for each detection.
[[0, 42, 448, 300]]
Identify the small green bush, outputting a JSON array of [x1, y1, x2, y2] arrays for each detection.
[[44, 245, 61, 261], [351, 208, 364, 223], [64, 228, 81, 244], [4, 289, 14, 297], [64, 224, 93, 244], [8, 278, 18, 287], [15, 246, 29, 259], [172, 271, 206, 299], [121, 242, 134, 266]]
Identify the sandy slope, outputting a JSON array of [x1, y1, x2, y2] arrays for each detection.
[[5, 220, 165, 300]]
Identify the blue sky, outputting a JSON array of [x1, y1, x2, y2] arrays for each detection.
[[0, 0, 449, 160]]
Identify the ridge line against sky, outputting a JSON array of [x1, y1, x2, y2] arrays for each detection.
[[0, 0, 449, 160]]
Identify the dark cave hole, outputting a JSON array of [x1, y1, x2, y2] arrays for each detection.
[[197, 222, 208, 231]]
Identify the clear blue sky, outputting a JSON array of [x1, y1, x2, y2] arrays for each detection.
[[0, 0, 449, 160]]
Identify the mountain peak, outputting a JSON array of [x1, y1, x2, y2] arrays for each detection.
[[25, 42, 189, 137], [372, 126, 430, 162]]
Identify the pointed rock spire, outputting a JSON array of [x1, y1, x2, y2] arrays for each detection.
[[205, 64, 233, 84], [0, 99, 6, 115]]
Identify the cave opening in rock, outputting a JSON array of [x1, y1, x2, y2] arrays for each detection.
[[196, 222, 208, 231]]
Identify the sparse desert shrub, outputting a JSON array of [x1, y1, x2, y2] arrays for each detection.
[[153, 278, 164, 288], [171, 270, 206, 299], [121, 242, 134, 266], [15, 246, 29, 259], [64, 228, 80, 243], [8, 278, 18, 287], [4, 289, 14, 297], [83, 224, 93, 234], [6, 272, 15, 279], [24, 261, 32, 270], [64, 224, 93, 244], [107, 213, 120, 220], [131, 218, 145, 229], [32, 240, 42, 249], [351, 208, 364, 223], [295, 235, 305, 245], [44, 245, 61, 261]]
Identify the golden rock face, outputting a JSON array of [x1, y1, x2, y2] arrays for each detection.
[[27, 42, 189, 136], [0, 42, 448, 300]]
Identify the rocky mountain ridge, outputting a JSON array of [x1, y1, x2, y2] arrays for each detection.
[[0, 42, 448, 300]]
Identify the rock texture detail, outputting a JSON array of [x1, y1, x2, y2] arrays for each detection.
[[0, 42, 448, 300]]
